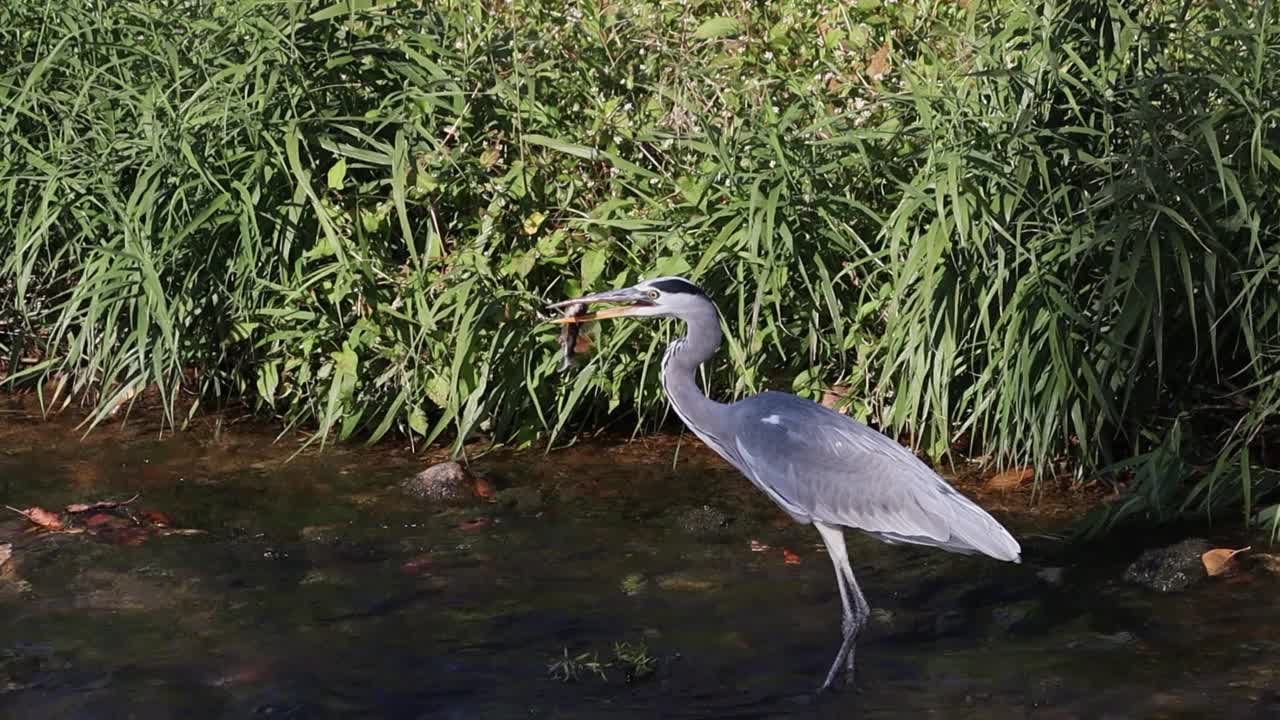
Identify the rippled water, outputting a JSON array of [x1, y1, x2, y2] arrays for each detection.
[[0, 413, 1276, 719]]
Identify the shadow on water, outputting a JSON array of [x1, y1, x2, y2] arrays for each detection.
[[1, 413, 1278, 719]]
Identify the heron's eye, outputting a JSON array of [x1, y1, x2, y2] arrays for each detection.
[[646, 290, 659, 300]]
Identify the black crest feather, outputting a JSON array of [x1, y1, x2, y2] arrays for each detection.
[[649, 278, 705, 296]]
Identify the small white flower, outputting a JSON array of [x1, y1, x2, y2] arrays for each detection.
[[763, 51, 774, 61]]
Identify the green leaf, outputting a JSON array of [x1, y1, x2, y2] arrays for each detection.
[[693, 17, 742, 39], [581, 248, 606, 288], [426, 376, 450, 409], [407, 406, 429, 436], [522, 210, 547, 235], [651, 255, 691, 277], [523, 134, 599, 160], [326, 158, 347, 190], [501, 249, 537, 278]]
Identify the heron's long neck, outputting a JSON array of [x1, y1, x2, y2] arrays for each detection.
[[661, 304, 727, 436]]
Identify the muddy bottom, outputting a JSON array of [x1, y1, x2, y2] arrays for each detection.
[[0, 414, 1277, 719]]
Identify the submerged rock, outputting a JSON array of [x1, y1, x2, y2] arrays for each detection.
[[1252, 553, 1280, 577], [1123, 538, 1212, 592], [990, 600, 1043, 635], [494, 486, 543, 513], [671, 505, 733, 539], [400, 462, 474, 503]]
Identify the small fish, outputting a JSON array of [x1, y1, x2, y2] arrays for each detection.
[[557, 302, 587, 373]]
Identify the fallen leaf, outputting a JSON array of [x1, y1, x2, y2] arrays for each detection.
[[111, 528, 150, 547], [458, 517, 492, 531], [820, 385, 852, 414], [400, 554, 435, 576], [865, 43, 891, 81], [65, 493, 140, 514], [139, 510, 174, 528], [987, 466, 1034, 490], [83, 512, 128, 530], [750, 540, 770, 552], [0, 544, 10, 569], [472, 478, 496, 501], [782, 548, 802, 565], [1203, 546, 1250, 577], [7, 506, 64, 531]]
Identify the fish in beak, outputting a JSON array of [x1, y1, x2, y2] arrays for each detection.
[[546, 286, 654, 324]]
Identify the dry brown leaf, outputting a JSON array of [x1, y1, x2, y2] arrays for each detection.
[[65, 493, 139, 514], [472, 478, 496, 501], [0, 543, 11, 569], [1202, 546, 1250, 577], [139, 509, 174, 528], [7, 506, 64, 531], [987, 466, 1034, 490], [866, 43, 891, 81], [820, 385, 852, 415]]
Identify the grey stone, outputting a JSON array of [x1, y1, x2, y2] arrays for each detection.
[[1123, 538, 1212, 592], [399, 462, 473, 503], [671, 505, 732, 539]]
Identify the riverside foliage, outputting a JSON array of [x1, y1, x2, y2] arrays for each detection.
[[2, 0, 1278, 533]]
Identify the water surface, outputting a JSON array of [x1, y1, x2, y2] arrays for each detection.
[[0, 413, 1275, 718]]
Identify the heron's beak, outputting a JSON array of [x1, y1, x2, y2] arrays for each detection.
[[547, 287, 652, 324]]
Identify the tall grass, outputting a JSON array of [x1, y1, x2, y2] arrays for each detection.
[[1, 0, 1277, 532]]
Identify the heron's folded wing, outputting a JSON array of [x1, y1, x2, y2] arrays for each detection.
[[733, 393, 1020, 562]]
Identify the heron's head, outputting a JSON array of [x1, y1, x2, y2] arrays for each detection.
[[548, 276, 709, 325]]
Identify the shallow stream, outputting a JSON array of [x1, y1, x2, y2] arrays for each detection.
[[1, 414, 1276, 718]]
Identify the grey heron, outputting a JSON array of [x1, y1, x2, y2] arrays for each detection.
[[550, 276, 1021, 691]]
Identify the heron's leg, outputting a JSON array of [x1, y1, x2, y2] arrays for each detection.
[[839, 560, 871, 673], [814, 522, 863, 692]]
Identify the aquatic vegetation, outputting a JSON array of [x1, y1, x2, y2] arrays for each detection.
[[1, 0, 1277, 532], [547, 648, 608, 684], [546, 641, 657, 684]]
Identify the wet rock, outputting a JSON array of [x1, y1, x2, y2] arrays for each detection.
[[300, 569, 353, 586], [671, 505, 732, 539], [1065, 630, 1137, 651], [299, 524, 345, 544], [991, 600, 1042, 634], [71, 568, 190, 611], [1252, 553, 1280, 576], [655, 571, 721, 592], [0, 647, 64, 694], [1123, 538, 1212, 592], [494, 486, 543, 513], [399, 461, 475, 503], [869, 608, 895, 628], [1036, 566, 1066, 586], [932, 608, 969, 638]]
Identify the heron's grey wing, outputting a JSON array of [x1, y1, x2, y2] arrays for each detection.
[[731, 392, 1020, 562]]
